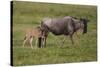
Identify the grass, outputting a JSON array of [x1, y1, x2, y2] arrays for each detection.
[[12, 1, 97, 66]]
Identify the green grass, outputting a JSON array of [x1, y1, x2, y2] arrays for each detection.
[[12, 1, 97, 66]]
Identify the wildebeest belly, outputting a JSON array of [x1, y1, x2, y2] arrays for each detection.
[[50, 30, 64, 35], [49, 25, 68, 35]]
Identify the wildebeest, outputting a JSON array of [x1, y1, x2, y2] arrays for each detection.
[[40, 16, 89, 47], [23, 26, 45, 49]]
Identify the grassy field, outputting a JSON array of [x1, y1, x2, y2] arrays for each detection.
[[12, 1, 97, 66]]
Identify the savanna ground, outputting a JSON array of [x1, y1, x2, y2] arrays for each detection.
[[12, 1, 97, 66]]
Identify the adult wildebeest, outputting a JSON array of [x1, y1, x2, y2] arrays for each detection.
[[40, 16, 89, 47]]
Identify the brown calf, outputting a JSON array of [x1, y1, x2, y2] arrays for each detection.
[[23, 26, 45, 49]]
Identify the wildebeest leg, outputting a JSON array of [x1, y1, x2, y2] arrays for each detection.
[[43, 32, 48, 47], [54, 36, 64, 47], [23, 40, 26, 47], [41, 38, 45, 48], [41, 38, 43, 48], [23, 36, 28, 47], [62, 36, 67, 44], [29, 37, 33, 49], [38, 37, 42, 48], [75, 32, 80, 38], [70, 34, 74, 44], [59, 37, 65, 47], [44, 37, 47, 47], [41, 37, 47, 48], [74, 31, 81, 45], [44, 32, 49, 47], [35, 38, 38, 48]]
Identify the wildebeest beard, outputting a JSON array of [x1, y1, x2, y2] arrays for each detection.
[[81, 19, 88, 34]]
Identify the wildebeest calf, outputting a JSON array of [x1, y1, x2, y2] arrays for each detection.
[[23, 26, 45, 49]]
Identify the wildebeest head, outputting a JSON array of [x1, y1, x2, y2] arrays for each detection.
[[80, 18, 89, 34], [40, 21, 49, 37], [36, 26, 46, 39]]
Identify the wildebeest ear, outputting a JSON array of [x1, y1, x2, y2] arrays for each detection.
[[80, 18, 83, 21], [41, 21, 43, 25], [37, 25, 41, 29], [71, 16, 78, 19]]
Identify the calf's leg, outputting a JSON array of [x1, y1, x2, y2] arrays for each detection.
[[29, 37, 33, 49], [23, 36, 27, 47]]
